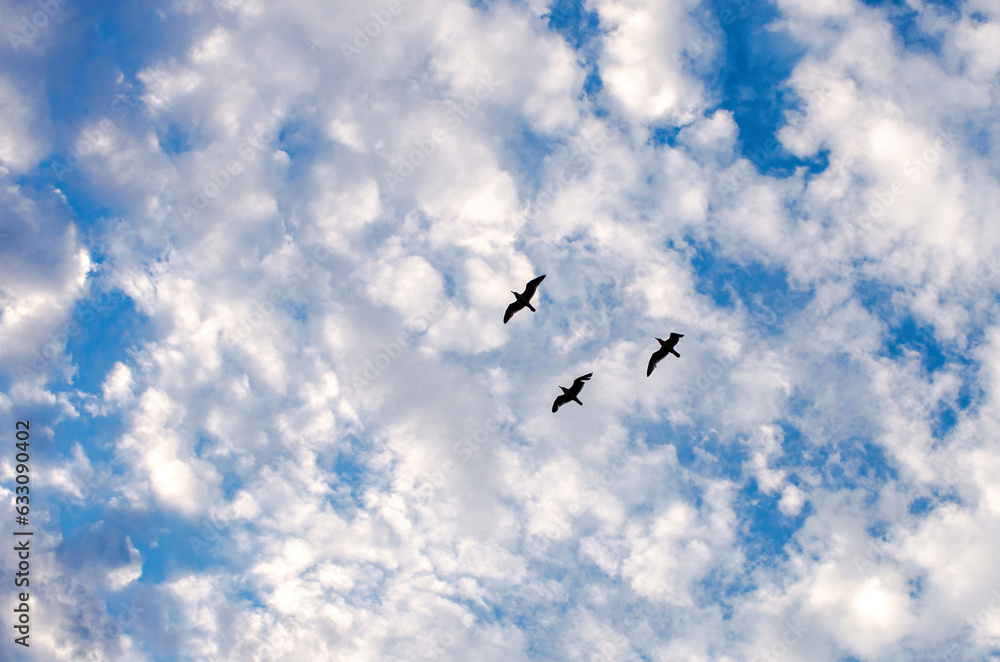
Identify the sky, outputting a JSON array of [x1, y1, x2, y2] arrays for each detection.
[[1, 0, 999, 659]]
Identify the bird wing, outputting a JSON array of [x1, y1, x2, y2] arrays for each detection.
[[668, 332, 683, 341], [552, 393, 568, 412], [503, 301, 520, 324], [522, 275, 545, 300], [572, 373, 593, 390], [646, 352, 659, 376]]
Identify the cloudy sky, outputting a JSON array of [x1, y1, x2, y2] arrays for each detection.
[[1, 0, 999, 659]]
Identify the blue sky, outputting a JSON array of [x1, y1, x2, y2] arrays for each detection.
[[2, 0, 1000, 659]]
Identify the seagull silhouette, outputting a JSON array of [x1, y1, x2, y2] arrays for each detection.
[[504, 275, 545, 324], [552, 372, 593, 412], [646, 333, 683, 376]]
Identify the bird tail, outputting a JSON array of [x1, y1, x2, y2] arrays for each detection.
[[670, 349, 680, 357], [526, 302, 536, 312], [573, 397, 582, 406]]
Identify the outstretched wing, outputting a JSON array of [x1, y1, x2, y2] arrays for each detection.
[[668, 332, 683, 342], [522, 274, 546, 301], [552, 393, 568, 412], [563, 372, 593, 399], [646, 352, 659, 377], [503, 301, 520, 324]]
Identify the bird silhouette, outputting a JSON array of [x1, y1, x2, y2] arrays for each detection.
[[504, 275, 545, 324], [552, 372, 593, 412], [646, 333, 683, 376]]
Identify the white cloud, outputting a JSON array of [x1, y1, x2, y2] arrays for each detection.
[[0, 185, 92, 382], [103, 361, 135, 404], [594, 0, 705, 126], [0, 73, 48, 172], [118, 388, 221, 516], [779, 483, 806, 516]]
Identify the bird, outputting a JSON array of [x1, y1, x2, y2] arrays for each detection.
[[552, 372, 593, 412], [646, 333, 683, 376], [504, 275, 545, 324]]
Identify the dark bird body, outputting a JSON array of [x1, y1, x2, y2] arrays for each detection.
[[504, 275, 545, 323], [552, 372, 593, 412], [646, 333, 684, 376]]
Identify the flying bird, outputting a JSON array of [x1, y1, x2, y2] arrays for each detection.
[[646, 333, 684, 376], [552, 372, 593, 413], [504, 275, 545, 324]]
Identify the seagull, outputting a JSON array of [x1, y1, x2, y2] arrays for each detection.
[[646, 333, 684, 376], [552, 372, 593, 413], [504, 275, 545, 324]]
